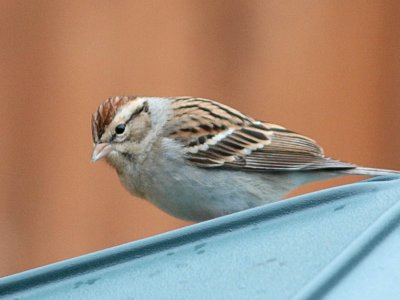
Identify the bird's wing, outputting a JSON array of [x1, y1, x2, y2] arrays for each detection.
[[168, 98, 355, 171], [183, 123, 355, 171]]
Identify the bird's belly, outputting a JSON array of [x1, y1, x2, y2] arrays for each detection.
[[130, 162, 292, 222], [146, 178, 261, 221]]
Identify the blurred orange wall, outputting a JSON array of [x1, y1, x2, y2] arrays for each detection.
[[1, 0, 399, 276]]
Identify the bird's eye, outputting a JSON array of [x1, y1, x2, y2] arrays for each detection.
[[115, 124, 126, 134]]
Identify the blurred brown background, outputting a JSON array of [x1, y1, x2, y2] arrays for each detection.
[[1, 0, 399, 277]]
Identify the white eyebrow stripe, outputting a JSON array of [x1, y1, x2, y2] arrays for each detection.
[[118, 99, 146, 120]]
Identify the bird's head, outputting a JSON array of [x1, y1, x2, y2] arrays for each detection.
[[91, 96, 152, 164]]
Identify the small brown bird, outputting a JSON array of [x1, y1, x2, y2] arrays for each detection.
[[91, 96, 399, 221]]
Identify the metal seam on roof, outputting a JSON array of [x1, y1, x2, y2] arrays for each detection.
[[293, 193, 400, 300]]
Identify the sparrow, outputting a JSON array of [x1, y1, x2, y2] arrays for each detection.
[[91, 96, 399, 221]]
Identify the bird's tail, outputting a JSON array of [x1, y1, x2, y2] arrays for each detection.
[[341, 167, 400, 177]]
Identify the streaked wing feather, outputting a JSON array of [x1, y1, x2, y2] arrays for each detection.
[[169, 98, 355, 172], [192, 129, 355, 171]]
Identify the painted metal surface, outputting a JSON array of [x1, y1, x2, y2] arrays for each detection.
[[1, 176, 399, 299]]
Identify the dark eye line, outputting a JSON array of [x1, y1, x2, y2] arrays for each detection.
[[110, 102, 149, 142]]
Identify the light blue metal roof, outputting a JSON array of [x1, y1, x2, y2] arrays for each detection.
[[1, 176, 399, 299]]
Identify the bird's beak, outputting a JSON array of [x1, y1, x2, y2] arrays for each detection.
[[91, 143, 112, 162]]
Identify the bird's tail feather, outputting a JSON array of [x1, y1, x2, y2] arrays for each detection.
[[341, 167, 400, 177]]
